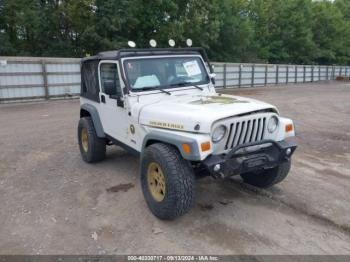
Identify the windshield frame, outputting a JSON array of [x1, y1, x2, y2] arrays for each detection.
[[122, 54, 210, 93]]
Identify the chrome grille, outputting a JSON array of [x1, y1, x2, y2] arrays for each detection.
[[224, 117, 267, 150]]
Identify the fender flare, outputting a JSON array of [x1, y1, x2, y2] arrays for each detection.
[[142, 130, 201, 161], [80, 104, 105, 138]]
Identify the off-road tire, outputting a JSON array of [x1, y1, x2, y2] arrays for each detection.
[[240, 160, 291, 188], [141, 143, 195, 220], [78, 117, 106, 163]]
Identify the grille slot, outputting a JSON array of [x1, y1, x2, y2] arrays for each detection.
[[224, 116, 267, 150], [225, 123, 234, 150], [232, 122, 241, 148]]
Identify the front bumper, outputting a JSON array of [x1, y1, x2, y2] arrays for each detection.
[[202, 138, 297, 178]]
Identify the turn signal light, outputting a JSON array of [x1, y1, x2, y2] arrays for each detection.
[[182, 143, 191, 154], [201, 142, 211, 152], [285, 124, 293, 133]]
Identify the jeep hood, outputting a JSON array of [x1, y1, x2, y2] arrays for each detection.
[[139, 94, 277, 133]]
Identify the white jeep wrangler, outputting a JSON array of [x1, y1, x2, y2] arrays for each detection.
[[78, 47, 297, 220]]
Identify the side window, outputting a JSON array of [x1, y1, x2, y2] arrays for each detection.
[[81, 60, 100, 102], [100, 63, 122, 96], [82, 61, 98, 94]]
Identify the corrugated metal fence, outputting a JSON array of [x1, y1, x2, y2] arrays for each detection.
[[0, 57, 80, 103], [212, 62, 350, 88], [0, 56, 349, 103]]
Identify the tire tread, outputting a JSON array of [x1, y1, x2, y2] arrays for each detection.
[[78, 117, 106, 163], [141, 143, 195, 220], [240, 160, 291, 188]]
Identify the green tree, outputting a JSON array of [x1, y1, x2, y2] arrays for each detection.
[[91, 0, 221, 51], [248, 0, 272, 62], [209, 0, 255, 62], [249, 0, 316, 64], [0, 0, 41, 56], [0, 0, 350, 64], [311, 0, 350, 64], [334, 0, 350, 65], [35, 0, 96, 57]]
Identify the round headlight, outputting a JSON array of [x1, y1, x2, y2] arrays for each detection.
[[212, 125, 227, 143], [267, 116, 279, 133]]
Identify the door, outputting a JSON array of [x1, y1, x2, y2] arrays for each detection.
[[98, 61, 128, 142]]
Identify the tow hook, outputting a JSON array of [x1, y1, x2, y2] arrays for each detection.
[[212, 164, 225, 179]]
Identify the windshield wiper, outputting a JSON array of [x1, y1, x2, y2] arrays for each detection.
[[170, 82, 203, 91], [138, 86, 171, 95]]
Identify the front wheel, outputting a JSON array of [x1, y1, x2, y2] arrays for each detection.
[[141, 143, 195, 220], [240, 160, 291, 188]]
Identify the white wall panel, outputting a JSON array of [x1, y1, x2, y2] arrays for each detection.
[[1, 75, 43, 86], [0, 63, 42, 73], [1, 57, 350, 100], [46, 63, 80, 73]]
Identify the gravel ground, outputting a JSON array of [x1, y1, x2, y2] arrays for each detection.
[[0, 81, 349, 255]]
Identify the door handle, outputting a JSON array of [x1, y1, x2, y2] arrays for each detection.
[[101, 95, 106, 103]]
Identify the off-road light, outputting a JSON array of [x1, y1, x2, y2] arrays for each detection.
[[168, 39, 175, 47], [186, 39, 193, 47], [212, 125, 227, 143], [128, 41, 136, 48], [267, 116, 279, 133], [213, 164, 221, 172], [286, 148, 292, 155], [149, 39, 157, 47]]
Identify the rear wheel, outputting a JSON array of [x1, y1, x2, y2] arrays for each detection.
[[240, 160, 291, 188], [141, 143, 195, 220], [78, 117, 106, 163]]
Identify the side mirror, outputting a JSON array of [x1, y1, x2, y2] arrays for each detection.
[[109, 94, 124, 107], [116, 96, 124, 107], [104, 81, 116, 96], [104, 80, 124, 107], [209, 73, 216, 84]]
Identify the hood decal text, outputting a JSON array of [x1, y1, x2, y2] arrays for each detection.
[[149, 121, 184, 130], [189, 96, 249, 105]]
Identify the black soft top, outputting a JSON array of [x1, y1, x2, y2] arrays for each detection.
[[80, 47, 213, 103], [81, 47, 212, 71]]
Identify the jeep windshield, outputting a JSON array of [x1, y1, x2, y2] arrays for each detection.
[[123, 56, 210, 91]]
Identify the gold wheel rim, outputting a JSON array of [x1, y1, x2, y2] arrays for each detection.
[[147, 162, 166, 202], [81, 128, 89, 153]]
